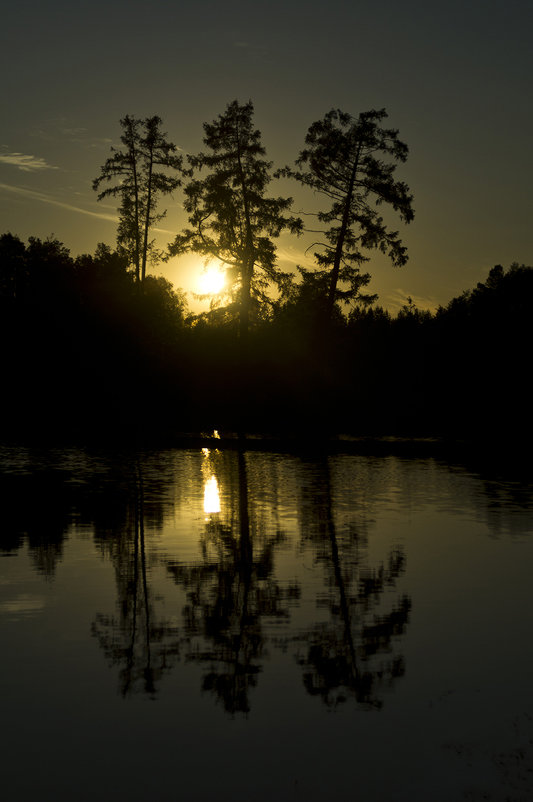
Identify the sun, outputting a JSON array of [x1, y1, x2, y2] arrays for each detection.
[[197, 264, 226, 295]]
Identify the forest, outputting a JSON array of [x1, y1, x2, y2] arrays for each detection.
[[1, 101, 531, 444]]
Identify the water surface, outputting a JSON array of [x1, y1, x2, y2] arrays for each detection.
[[1, 445, 533, 801]]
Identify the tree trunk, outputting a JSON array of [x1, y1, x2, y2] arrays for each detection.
[[125, 119, 142, 284], [239, 258, 253, 341], [323, 458, 359, 685], [235, 127, 254, 341], [141, 146, 154, 284], [325, 144, 361, 321]]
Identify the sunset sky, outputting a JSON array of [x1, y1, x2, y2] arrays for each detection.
[[1, 0, 531, 312]]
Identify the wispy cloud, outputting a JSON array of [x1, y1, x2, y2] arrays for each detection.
[[0, 182, 117, 221], [387, 288, 439, 313], [87, 137, 114, 149], [0, 151, 59, 172], [30, 118, 114, 150], [59, 126, 88, 137], [0, 182, 179, 235], [233, 40, 268, 57], [276, 245, 314, 269]]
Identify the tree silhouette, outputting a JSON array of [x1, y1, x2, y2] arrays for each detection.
[[93, 115, 184, 282], [282, 108, 414, 321], [169, 100, 302, 338], [0, 232, 26, 303]]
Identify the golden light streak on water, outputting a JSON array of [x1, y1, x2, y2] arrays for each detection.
[[203, 475, 221, 515]]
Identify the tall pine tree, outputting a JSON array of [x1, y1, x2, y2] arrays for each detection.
[[94, 116, 184, 282], [169, 100, 301, 338], [282, 108, 414, 321]]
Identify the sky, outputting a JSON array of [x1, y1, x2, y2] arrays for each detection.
[[1, 0, 532, 313]]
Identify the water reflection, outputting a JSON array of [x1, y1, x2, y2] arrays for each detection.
[[203, 475, 221, 515], [1, 445, 532, 719], [2, 446, 533, 802], [91, 466, 181, 697], [168, 449, 296, 714], [295, 458, 410, 708], [202, 447, 221, 515], [0, 469, 71, 575]]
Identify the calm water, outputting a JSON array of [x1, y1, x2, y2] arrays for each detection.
[[1, 444, 533, 802]]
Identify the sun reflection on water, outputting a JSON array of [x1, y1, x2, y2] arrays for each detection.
[[204, 475, 221, 515]]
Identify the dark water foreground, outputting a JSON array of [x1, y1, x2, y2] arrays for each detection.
[[1, 444, 533, 802]]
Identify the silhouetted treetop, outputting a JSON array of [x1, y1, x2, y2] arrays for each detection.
[[93, 115, 184, 282], [437, 262, 533, 325], [0, 232, 26, 302], [168, 99, 302, 338], [281, 108, 414, 321]]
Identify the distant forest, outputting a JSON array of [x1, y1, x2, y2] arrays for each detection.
[[1, 102, 531, 443], [1, 231, 530, 442]]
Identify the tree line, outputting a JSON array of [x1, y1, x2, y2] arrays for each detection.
[[0, 225, 530, 441]]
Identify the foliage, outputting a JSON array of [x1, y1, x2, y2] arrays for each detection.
[[281, 108, 414, 320], [437, 263, 533, 325], [0, 233, 189, 438], [2, 222, 532, 442], [93, 115, 184, 282], [272, 264, 345, 332], [0, 232, 26, 300], [168, 100, 302, 337]]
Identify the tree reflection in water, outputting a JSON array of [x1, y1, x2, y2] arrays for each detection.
[[88, 449, 410, 713], [91, 463, 180, 697], [296, 458, 411, 709], [1, 468, 76, 576], [168, 449, 297, 715]]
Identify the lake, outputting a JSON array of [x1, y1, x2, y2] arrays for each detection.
[[1, 442, 533, 801]]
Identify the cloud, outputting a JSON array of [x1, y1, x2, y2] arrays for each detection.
[[276, 244, 315, 269], [387, 288, 439, 313], [0, 182, 117, 221], [0, 151, 59, 172], [29, 119, 113, 150], [59, 126, 88, 137], [88, 137, 114, 149], [0, 182, 178, 235]]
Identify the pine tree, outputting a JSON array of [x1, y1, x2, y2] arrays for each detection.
[[169, 100, 301, 338], [282, 108, 414, 321], [93, 115, 184, 282]]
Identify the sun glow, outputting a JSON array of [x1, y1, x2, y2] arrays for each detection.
[[197, 265, 226, 295]]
